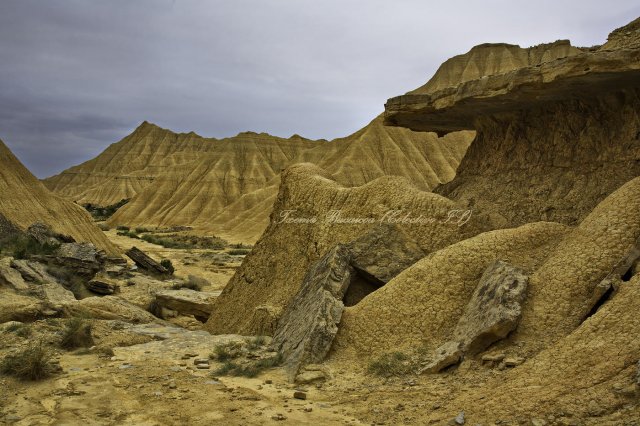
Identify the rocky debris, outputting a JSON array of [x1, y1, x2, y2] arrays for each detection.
[[423, 261, 528, 373], [125, 247, 169, 275], [10, 258, 52, 283], [503, 356, 525, 367], [0, 257, 28, 290], [481, 352, 505, 367], [154, 289, 219, 321], [273, 245, 354, 380], [293, 391, 307, 400], [85, 276, 119, 295], [452, 411, 465, 425], [421, 341, 463, 374], [62, 296, 158, 323], [53, 242, 105, 276], [271, 414, 287, 421], [295, 365, 329, 384]]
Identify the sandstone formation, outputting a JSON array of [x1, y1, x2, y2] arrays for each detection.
[[206, 163, 483, 336], [45, 117, 473, 243], [154, 289, 219, 321], [0, 139, 119, 256], [385, 24, 640, 228], [125, 247, 170, 275]]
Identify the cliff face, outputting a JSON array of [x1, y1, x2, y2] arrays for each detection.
[[385, 19, 640, 227], [46, 116, 473, 243], [0, 140, 119, 256]]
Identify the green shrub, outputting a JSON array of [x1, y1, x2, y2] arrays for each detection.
[[134, 227, 151, 234], [140, 233, 228, 250], [210, 341, 244, 361], [60, 318, 94, 350], [5, 323, 32, 337], [1, 235, 60, 259], [0, 343, 55, 380], [116, 230, 139, 239], [84, 199, 129, 221], [160, 259, 175, 275], [247, 336, 267, 350], [228, 248, 251, 256], [367, 352, 415, 377], [213, 353, 282, 378], [116, 225, 130, 231]]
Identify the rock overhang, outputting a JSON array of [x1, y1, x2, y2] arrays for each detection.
[[384, 48, 640, 135]]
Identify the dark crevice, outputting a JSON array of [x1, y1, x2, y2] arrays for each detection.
[[583, 285, 615, 320], [621, 266, 634, 282], [343, 269, 385, 307]]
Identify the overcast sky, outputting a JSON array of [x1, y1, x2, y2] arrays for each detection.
[[0, 1, 638, 178]]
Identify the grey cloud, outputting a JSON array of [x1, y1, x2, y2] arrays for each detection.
[[0, 0, 638, 177]]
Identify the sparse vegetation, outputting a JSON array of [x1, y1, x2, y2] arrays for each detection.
[[210, 341, 244, 361], [116, 225, 130, 231], [172, 274, 209, 291], [160, 259, 175, 275], [5, 323, 32, 338], [0, 343, 55, 381], [140, 233, 227, 250], [367, 352, 415, 377], [83, 199, 129, 221], [60, 317, 94, 350], [213, 353, 283, 378], [0, 235, 60, 259], [117, 230, 140, 239], [97, 223, 111, 231], [247, 336, 268, 350], [228, 248, 251, 256], [135, 227, 151, 234]]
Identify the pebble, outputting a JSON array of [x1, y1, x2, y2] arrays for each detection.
[[271, 414, 287, 421], [454, 411, 465, 425]]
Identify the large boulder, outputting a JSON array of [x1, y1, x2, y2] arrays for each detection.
[[422, 260, 528, 373], [273, 245, 354, 380], [0, 257, 28, 291], [54, 242, 105, 276], [85, 275, 119, 295], [62, 296, 158, 323], [154, 289, 220, 321]]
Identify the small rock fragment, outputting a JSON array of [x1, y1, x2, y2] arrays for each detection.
[[293, 391, 307, 400]]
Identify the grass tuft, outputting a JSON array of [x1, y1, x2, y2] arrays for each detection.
[[0, 343, 55, 380], [210, 341, 244, 361], [60, 317, 94, 350], [367, 352, 415, 377]]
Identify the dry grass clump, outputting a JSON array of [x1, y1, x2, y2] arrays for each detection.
[[367, 352, 416, 377], [0, 342, 55, 380], [60, 317, 94, 350], [214, 353, 283, 378], [210, 341, 244, 361]]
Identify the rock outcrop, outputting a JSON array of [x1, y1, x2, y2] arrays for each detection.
[[384, 21, 640, 228], [125, 247, 169, 275], [422, 260, 528, 372], [153, 289, 219, 321], [206, 163, 482, 336], [272, 245, 354, 379], [0, 139, 119, 256]]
